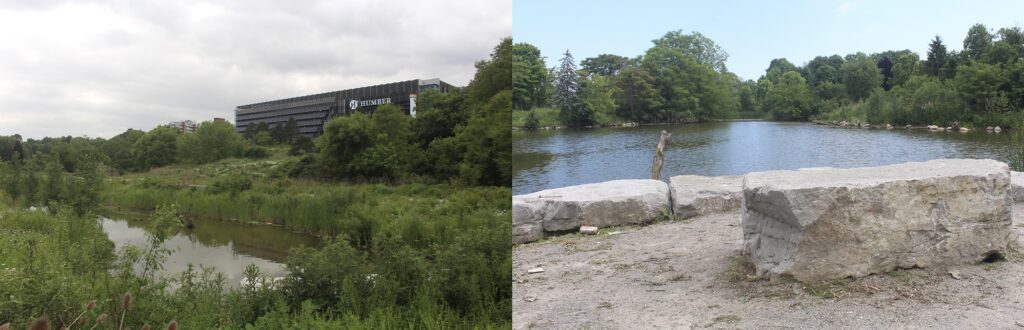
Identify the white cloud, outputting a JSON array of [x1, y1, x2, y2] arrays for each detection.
[[0, 0, 512, 139]]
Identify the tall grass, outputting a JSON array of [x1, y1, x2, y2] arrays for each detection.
[[102, 181, 510, 242], [4, 189, 511, 328]]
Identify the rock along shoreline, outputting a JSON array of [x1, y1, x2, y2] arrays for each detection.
[[514, 159, 1024, 281]]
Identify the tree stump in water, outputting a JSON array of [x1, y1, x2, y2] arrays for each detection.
[[652, 130, 671, 180]]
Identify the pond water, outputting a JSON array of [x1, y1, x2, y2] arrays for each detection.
[[513, 121, 1018, 194], [101, 211, 323, 288]]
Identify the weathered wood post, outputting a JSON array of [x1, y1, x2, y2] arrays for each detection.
[[651, 130, 671, 180]]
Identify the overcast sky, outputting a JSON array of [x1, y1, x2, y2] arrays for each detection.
[[516, 0, 1024, 81], [0, 0, 511, 139]]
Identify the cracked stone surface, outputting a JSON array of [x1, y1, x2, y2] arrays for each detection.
[[1011, 171, 1024, 202], [513, 179, 669, 244], [742, 159, 1012, 282], [669, 175, 743, 219]]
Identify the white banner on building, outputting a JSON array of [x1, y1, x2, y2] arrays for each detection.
[[409, 94, 417, 117]]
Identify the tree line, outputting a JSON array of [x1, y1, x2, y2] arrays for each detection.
[[515, 30, 741, 127], [514, 24, 1024, 128], [0, 37, 511, 188]]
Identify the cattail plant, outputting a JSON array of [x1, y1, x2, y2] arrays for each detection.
[[69, 299, 97, 328], [29, 316, 49, 330], [120, 291, 133, 330], [91, 313, 108, 330]]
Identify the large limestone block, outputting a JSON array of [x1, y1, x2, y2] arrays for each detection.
[[669, 175, 742, 218], [513, 200, 544, 244], [742, 159, 1012, 282], [1012, 171, 1024, 202], [512, 180, 670, 242]]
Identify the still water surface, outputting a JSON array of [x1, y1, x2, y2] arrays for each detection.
[[101, 211, 323, 288], [513, 121, 1017, 194]]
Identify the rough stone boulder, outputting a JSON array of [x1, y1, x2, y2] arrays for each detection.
[[669, 175, 742, 218], [742, 159, 1012, 282], [512, 180, 669, 244], [1012, 171, 1024, 202]]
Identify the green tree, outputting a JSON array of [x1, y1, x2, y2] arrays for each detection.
[[243, 123, 257, 140], [803, 55, 844, 86], [897, 75, 963, 125], [613, 66, 663, 121], [651, 30, 729, 72], [963, 23, 993, 62], [863, 88, 897, 123], [644, 45, 737, 121], [553, 50, 591, 127], [133, 126, 180, 170], [762, 58, 799, 84], [765, 71, 813, 120], [368, 104, 415, 175], [178, 120, 245, 164], [955, 62, 1009, 113], [1006, 58, 1024, 110], [882, 50, 920, 87], [270, 123, 285, 144], [738, 80, 758, 113], [840, 55, 882, 102], [923, 36, 948, 77], [512, 42, 549, 110], [467, 37, 511, 105], [317, 114, 373, 179], [52, 138, 108, 173], [101, 129, 144, 172], [283, 117, 300, 143], [447, 91, 512, 186], [581, 54, 630, 76], [523, 110, 540, 130], [410, 89, 467, 149], [288, 135, 315, 156], [580, 74, 618, 124], [987, 27, 1024, 64]]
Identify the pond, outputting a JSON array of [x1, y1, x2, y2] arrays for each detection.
[[101, 210, 323, 288], [513, 121, 1018, 194]]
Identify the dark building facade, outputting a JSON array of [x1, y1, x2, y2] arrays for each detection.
[[235, 78, 453, 137]]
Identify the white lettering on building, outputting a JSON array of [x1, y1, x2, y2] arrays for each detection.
[[349, 98, 393, 110]]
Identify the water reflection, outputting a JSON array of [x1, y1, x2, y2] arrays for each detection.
[[100, 211, 323, 288], [513, 121, 1018, 194]]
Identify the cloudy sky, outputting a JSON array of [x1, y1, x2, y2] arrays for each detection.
[[0, 0, 511, 139]]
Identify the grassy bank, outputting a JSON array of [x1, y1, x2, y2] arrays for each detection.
[[512, 107, 560, 128], [2, 151, 511, 328], [101, 157, 510, 240], [814, 101, 1024, 129], [513, 107, 642, 129]]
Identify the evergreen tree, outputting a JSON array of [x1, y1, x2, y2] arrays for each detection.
[[243, 124, 257, 140], [877, 56, 894, 91], [284, 117, 299, 143], [553, 50, 591, 127], [924, 36, 948, 77]]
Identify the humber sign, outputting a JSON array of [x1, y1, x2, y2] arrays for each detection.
[[349, 97, 392, 110]]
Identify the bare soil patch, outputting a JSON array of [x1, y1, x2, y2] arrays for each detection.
[[512, 204, 1024, 329]]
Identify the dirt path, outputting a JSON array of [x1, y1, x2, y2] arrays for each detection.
[[512, 204, 1024, 329]]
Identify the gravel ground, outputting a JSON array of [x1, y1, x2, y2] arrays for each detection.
[[512, 204, 1024, 329]]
